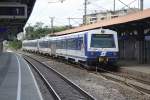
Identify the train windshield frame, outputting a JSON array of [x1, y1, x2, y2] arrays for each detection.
[[90, 34, 116, 48]]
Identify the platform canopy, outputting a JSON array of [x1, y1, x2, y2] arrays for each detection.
[[0, 0, 36, 41], [54, 8, 150, 36]]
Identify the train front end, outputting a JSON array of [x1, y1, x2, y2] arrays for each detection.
[[86, 29, 119, 65]]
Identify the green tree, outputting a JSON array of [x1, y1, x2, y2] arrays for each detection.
[[24, 22, 69, 40], [8, 39, 22, 50]]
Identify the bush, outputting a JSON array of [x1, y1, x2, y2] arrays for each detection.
[[9, 39, 22, 50]]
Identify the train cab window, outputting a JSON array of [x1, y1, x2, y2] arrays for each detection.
[[90, 34, 115, 48]]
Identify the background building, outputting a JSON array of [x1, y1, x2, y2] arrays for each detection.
[[83, 8, 140, 24], [17, 32, 25, 40]]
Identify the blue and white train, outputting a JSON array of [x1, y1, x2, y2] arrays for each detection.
[[22, 28, 119, 67]]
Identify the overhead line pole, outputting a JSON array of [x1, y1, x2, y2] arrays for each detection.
[[140, 0, 143, 10], [68, 17, 71, 29], [84, 0, 87, 25], [114, 0, 116, 12], [50, 17, 54, 35], [117, 0, 138, 12], [67, 17, 83, 28], [121, 0, 137, 10]]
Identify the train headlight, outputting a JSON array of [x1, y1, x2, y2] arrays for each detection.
[[90, 52, 94, 56], [113, 52, 117, 56]]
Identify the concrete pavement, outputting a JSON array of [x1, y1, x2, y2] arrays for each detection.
[[0, 52, 43, 100]]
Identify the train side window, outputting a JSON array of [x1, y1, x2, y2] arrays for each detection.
[[56, 40, 63, 49], [66, 38, 78, 50], [66, 39, 69, 49], [62, 40, 66, 49], [60, 40, 63, 49], [48, 41, 51, 48], [44, 41, 48, 48], [56, 40, 58, 48], [56, 40, 60, 49], [77, 37, 83, 50], [73, 38, 77, 50], [67, 38, 72, 50]]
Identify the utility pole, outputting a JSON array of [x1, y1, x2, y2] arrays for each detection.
[[84, 0, 87, 25], [68, 17, 71, 28], [114, 0, 116, 12], [50, 17, 54, 34], [67, 17, 82, 28], [140, 0, 143, 10]]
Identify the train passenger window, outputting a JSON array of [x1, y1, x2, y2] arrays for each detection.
[[48, 41, 51, 47], [39, 41, 48, 48], [91, 34, 115, 48], [60, 40, 63, 49], [56, 40, 60, 49], [29, 42, 37, 47], [73, 38, 77, 50], [67, 39, 72, 49], [56, 40, 64, 49], [67, 38, 77, 50], [77, 37, 83, 50], [62, 40, 66, 49]]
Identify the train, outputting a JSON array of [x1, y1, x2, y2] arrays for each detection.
[[22, 28, 119, 68]]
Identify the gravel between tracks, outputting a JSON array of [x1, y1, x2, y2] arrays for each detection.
[[22, 53, 150, 100]]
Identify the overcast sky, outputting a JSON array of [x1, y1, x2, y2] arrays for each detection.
[[25, 0, 150, 27]]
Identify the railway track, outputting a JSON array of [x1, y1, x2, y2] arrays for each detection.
[[22, 54, 96, 100], [21, 52, 150, 96], [96, 67, 150, 95]]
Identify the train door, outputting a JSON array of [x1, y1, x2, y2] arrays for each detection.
[[145, 36, 150, 63], [48, 40, 51, 55], [83, 33, 88, 56], [37, 40, 39, 52], [64, 38, 67, 57], [51, 40, 56, 55]]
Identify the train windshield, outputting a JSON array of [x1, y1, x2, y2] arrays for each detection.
[[90, 34, 115, 48]]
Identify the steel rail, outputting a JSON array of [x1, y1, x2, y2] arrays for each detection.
[[22, 52, 150, 96], [24, 56, 61, 100], [22, 54, 96, 100], [95, 67, 150, 95]]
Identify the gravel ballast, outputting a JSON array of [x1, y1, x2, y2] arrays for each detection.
[[22, 53, 150, 100]]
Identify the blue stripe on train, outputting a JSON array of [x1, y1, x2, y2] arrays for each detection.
[[86, 51, 118, 58], [84, 32, 88, 56]]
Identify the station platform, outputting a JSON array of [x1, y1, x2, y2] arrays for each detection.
[[118, 60, 150, 82], [0, 52, 43, 100]]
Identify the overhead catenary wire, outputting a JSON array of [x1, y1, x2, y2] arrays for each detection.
[[70, 18, 82, 25], [121, 0, 138, 10], [117, 0, 139, 12]]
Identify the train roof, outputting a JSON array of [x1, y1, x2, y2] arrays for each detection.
[[46, 29, 117, 40], [23, 39, 38, 43]]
